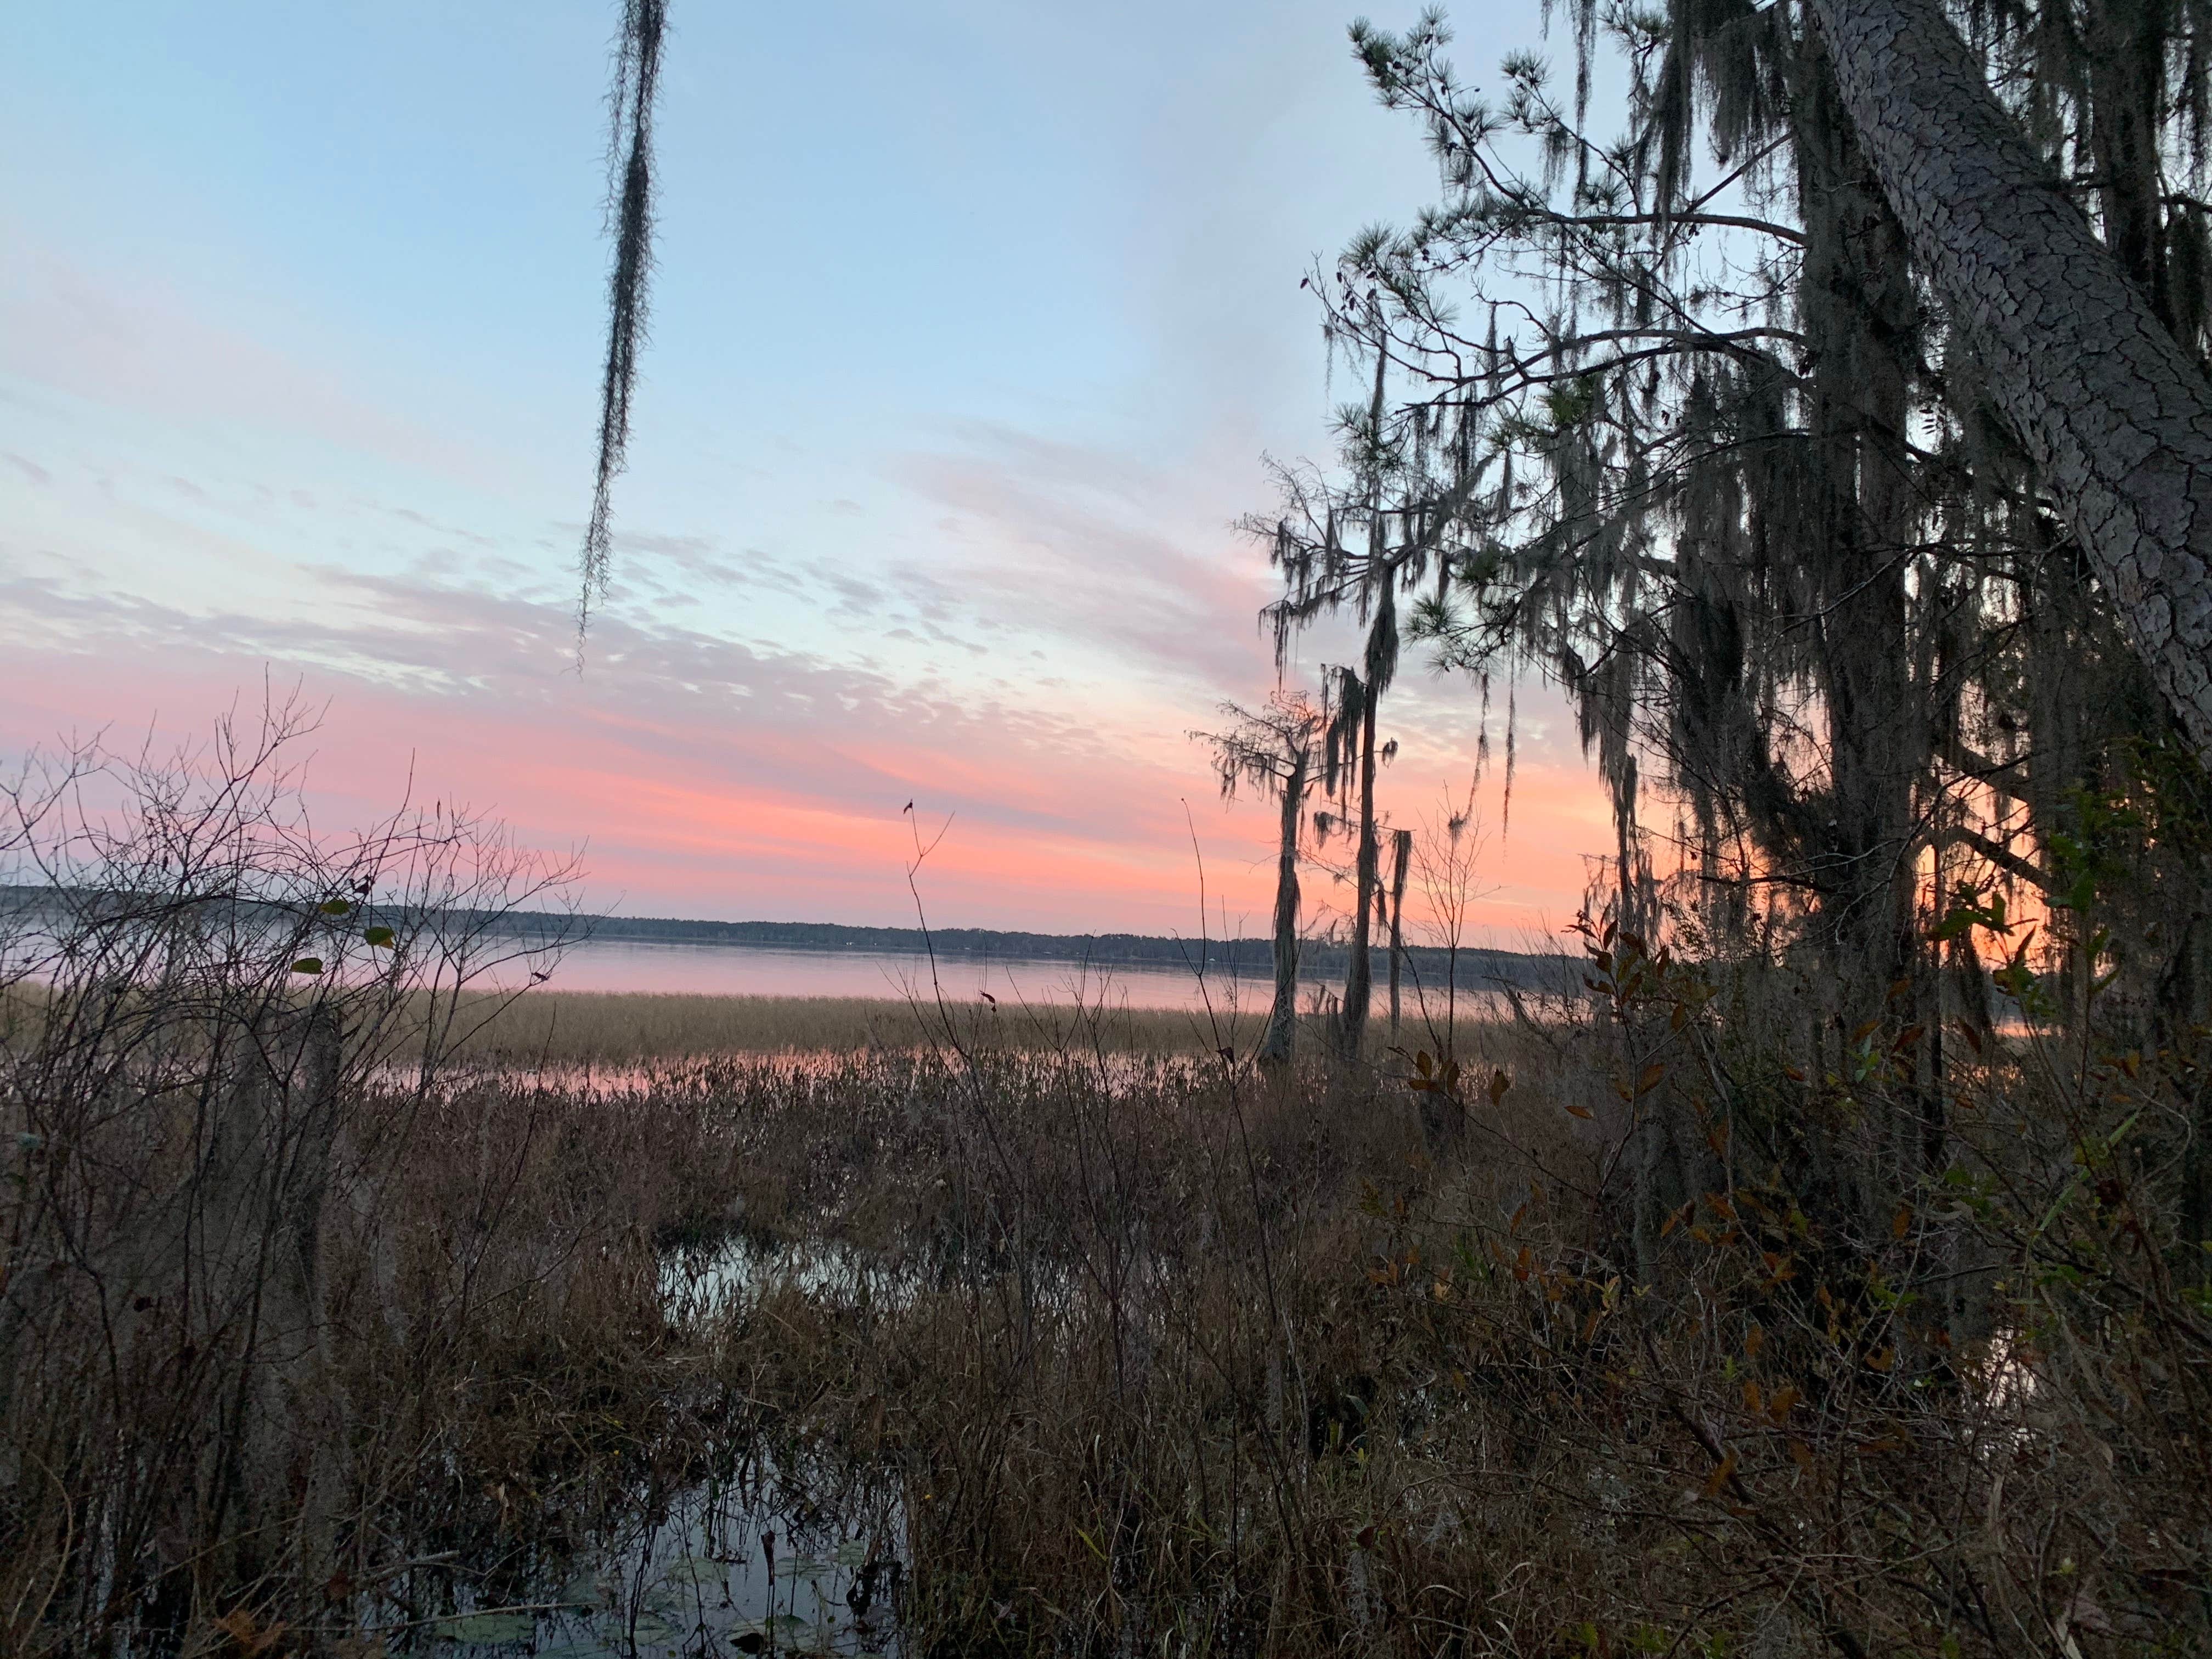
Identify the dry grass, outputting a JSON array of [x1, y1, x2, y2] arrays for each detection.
[[9, 966, 2205, 1657], [417, 985, 1514, 1065]]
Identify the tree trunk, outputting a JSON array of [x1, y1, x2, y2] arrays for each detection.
[[199, 1003, 346, 1594], [1340, 682, 1380, 1063], [1386, 827, 1412, 1037], [1258, 748, 1308, 1068], [1804, 0, 2212, 766]]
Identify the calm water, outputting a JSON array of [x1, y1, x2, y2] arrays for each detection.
[[520, 937, 1324, 1013]]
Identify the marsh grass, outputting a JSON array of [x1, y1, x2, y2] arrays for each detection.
[[9, 986, 2210, 1656], [410, 986, 1515, 1066], [4, 712, 2203, 1658]]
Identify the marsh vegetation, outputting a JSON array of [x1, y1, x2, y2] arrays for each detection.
[[15, 0, 2212, 1647], [1, 709, 2206, 1658]]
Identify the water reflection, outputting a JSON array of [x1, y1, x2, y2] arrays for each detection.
[[397, 1240, 908, 1658], [660, 1233, 916, 1322], [500, 937, 1347, 1012], [419, 1475, 903, 1658]]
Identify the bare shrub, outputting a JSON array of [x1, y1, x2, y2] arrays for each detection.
[[0, 697, 585, 1651]]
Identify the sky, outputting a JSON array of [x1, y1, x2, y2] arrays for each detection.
[[0, 0, 1613, 943]]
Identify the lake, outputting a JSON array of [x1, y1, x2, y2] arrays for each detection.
[[523, 936, 1346, 1012]]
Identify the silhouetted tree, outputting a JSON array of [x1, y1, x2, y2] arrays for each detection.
[[1268, 5, 2212, 1059], [1319, 662, 1395, 1063], [1254, 3, 2212, 1282], [1193, 692, 1327, 1065], [1385, 825, 1413, 1036]]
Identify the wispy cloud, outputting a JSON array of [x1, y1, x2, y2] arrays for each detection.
[[0, 528, 1596, 939], [0, 0, 1604, 940]]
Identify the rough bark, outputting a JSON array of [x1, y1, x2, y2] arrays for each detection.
[[1804, 0, 2212, 766]]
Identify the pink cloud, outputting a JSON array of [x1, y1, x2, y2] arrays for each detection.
[[1, 551, 1605, 940]]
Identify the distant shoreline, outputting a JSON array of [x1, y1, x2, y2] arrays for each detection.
[[524, 911, 1568, 990], [0, 885, 1570, 991]]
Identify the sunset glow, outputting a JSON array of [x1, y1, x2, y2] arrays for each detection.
[[0, 0, 1607, 944]]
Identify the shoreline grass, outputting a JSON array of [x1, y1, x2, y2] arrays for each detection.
[[426, 986, 1513, 1064]]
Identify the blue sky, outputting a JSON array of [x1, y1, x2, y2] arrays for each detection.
[[0, 1, 1609, 935]]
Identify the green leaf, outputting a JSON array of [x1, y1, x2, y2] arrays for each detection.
[[430, 1611, 535, 1643], [833, 1538, 871, 1567], [319, 899, 352, 916], [290, 957, 324, 975], [363, 926, 396, 949], [1929, 906, 1983, 943]]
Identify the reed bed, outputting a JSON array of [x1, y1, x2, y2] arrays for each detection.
[[409, 985, 1514, 1066], [5, 865, 2202, 1656], [9, 1000, 2210, 1656]]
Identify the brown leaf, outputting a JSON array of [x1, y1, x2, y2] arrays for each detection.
[[1700, 1447, 1737, 1499]]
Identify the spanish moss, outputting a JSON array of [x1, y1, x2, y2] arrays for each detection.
[[577, 0, 669, 659]]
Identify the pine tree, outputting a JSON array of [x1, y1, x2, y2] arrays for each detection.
[[1262, 4, 2212, 1049], [1807, 0, 2212, 763]]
